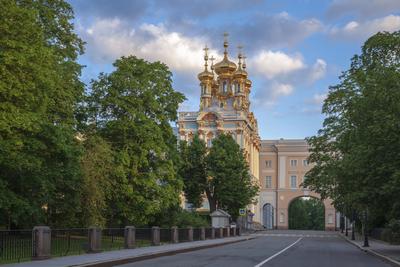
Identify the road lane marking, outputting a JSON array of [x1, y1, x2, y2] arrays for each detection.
[[253, 237, 303, 267]]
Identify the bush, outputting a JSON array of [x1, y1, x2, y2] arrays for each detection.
[[174, 210, 209, 228]]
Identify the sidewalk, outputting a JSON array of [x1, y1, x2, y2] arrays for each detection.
[[341, 231, 400, 266], [2, 236, 253, 267]]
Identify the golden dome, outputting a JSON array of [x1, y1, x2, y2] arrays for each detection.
[[213, 33, 237, 75], [198, 45, 214, 80]]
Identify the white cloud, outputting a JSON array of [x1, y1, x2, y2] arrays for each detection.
[[250, 50, 305, 79], [252, 82, 294, 108], [81, 18, 222, 74], [309, 59, 327, 82], [309, 93, 327, 105], [330, 15, 400, 40]]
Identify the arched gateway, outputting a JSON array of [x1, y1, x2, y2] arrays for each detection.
[[258, 139, 337, 230]]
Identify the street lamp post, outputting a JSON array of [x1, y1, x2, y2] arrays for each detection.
[[363, 210, 369, 247], [351, 210, 355, 241]]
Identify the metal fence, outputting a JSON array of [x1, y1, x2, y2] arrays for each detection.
[[205, 228, 213, 239], [160, 228, 172, 244], [178, 228, 189, 242], [135, 228, 152, 247], [102, 228, 125, 251], [51, 228, 88, 256], [193, 228, 201, 241], [0, 230, 32, 264]]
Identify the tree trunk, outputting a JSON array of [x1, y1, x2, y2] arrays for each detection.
[[205, 189, 216, 212]]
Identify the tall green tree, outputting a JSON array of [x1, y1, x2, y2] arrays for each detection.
[[206, 134, 259, 219], [0, 0, 84, 228], [305, 31, 400, 227], [179, 135, 207, 208], [86, 56, 185, 226]]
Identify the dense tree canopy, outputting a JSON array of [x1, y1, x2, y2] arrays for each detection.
[[0, 0, 84, 228], [180, 134, 259, 219], [304, 31, 400, 228], [85, 56, 185, 226], [288, 197, 325, 230]]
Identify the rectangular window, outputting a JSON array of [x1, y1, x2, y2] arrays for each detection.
[[265, 176, 272, 188], [290, 159, 297, 167], [303, 159, 308, 166], [265, 160, 272, 168], [290, 175, 297, 188], [207, 139, 212, 148]]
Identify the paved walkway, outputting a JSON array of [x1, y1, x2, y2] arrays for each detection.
[[342, 231, 400, 266], [3, 236, 252, 267]]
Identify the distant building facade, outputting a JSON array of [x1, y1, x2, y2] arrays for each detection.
[[178, 35, 336, 230], [259, 139, 336, 230]]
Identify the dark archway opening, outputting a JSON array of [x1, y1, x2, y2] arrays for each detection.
[[288, 197, 325, 230]]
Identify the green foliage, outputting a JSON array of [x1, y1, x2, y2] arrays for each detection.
[[206, 134, 259, 219], [179, 135, 207, 208], [304, 31, 400, 227], [0, 0, 84, 228], [85, 56, 185, 226], [288, 197, 325, 230]]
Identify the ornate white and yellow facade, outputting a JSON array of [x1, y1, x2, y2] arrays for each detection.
[[178, 35, 261, 221]]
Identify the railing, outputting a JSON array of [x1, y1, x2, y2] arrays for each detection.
[[51, 228, 88, 257], [0, 230, 32, 264], [0, 226, 237, 264], [102, 228, 124, 251], [160, 228, 172, 244], [178, 228, 189, 242], [135, 228, 152, 247], [205, 228, 213, 239], [193, 228, 201, 241]]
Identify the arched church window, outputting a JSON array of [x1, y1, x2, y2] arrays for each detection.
[[222, 81, 227, 93]]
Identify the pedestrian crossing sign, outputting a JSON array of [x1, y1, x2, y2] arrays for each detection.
[[239, 208, 246, 216]]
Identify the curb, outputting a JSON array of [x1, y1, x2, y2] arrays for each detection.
[[340, 234, 400, 267], [73, 236, 256, 267]]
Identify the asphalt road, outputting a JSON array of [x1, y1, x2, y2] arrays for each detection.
[[117, 230, 392, 267]]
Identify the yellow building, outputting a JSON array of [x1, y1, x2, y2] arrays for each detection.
[[177, 35, 261, 220], [178, 35, 336, 229]]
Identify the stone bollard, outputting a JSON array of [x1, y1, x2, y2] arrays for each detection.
[[218, 227, 224, 238], [88, 227, 102, 253], [232, 227, 236, 236], [200, 227, 206, 240], [32, 226, 51, 260], [124, 226, 135, 249], [211, 228, 215, 239], [226, 227, 230, 237], [171, 226, 179, 243], [151, 226, 160, 246], [188, 227, 193, 242]]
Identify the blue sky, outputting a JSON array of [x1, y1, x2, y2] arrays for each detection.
[[67, 0, 400, 139]]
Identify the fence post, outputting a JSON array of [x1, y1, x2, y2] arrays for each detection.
[[237, 227, 241, 236], [32, 226, 51, 260], [200, 227, 206, 240], [233, 227, 236, 236], [88, 227, 102, 253], [211, 228, 215, 239], [226, 227, 230, 237], [218, 227, 223, 238], [124, 226, 135, 249], [188, 227, 193, 242], [151, 226, 160, 246], [171, 226, 179, 243]]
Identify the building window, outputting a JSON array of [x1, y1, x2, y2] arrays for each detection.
[[207, 138, 212, 148], [328, 214, 333, 224], [222, 81, 227, 93], [290, 175, 297, 188], [265, 176, 272, 188], [265, 160, 272, 168], [290, 159, 297, 167], [303, 159, 308, 166]]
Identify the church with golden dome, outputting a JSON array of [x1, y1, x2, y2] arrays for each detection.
[[178, 34, 262, 222], [178, 34, 337, 230]]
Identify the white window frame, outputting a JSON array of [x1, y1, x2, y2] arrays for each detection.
[[265, 176, 272, 188], [303, 159, 308, 166], [290, 159, 297, 167], [290, 175, 297, 188], [265, 160, 272, 168]]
